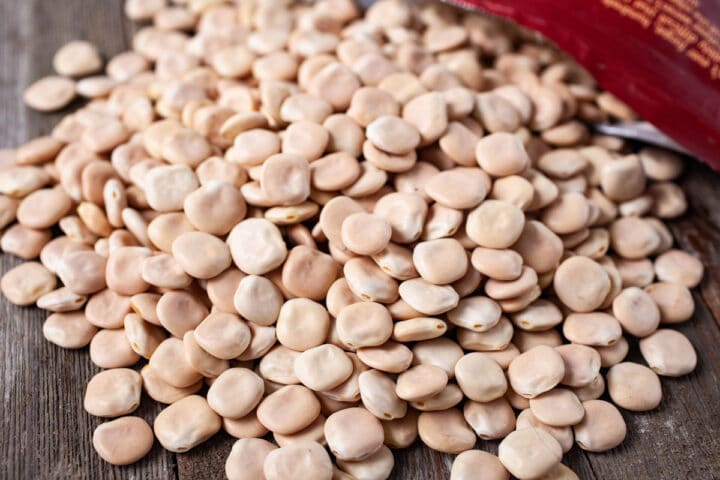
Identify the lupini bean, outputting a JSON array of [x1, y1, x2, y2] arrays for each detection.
[[92, 416, 153, 466], [498, 428, 562, 479], [452, 450, 509, 480], [154, 395, 221, 452], [573, 400, 626, 452]]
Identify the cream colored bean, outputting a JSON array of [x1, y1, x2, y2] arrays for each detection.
[[1, 224, 51, 259], [463, 398, 515, 440], [357, 341, 413, 374], [36, 287, 86, 312], [257, 385, 321, 435], [183, 181, 246, 235], [359, 370, 407, 420], [607, 362, 662, 411], [529, 389, 584, 426], [42, 311, 97, 349], [225, 438, 277, 480], [336, 445, 394, 480], [471, 247, 523, 281], [84, 368, 141, 417], [554, 344, 601, 388], [341, 212, 391, 256], [371, 243, 418, 281], [172, 231, 231, 279], [448, 296, 502, 332], [24, 76, 76, 112], [553, 256, 610, 312], [228, 218, 287, 275], [457, 317, 514, 352], [639, 329, 696, 377], [508, 346, 565, 398], [485, 266, 538, 301], [264, 441, 333, 480], [337, 302, 393, 348], [398, 278, 458, 315], [90, 328, 140, 369], [259, 345, 301, 385], [154, 395, 221, 452], [123, 313, 165, 358], [194, 312, 250, 360], [92, 416, 153, 466], [234, 274, 283, 326], [223, 410, 270, 440], [645, 282, 695, 324], [105, 246, 151, 296], [654, 249, 704, 288], [207, 368, 265, 419], [466, 200, 525, 249], [141, 253, 192, 289], [149, 337, 203, 388], [417, 408, 476, 454], [563, 313, 622, 346], [475, 132, 530, 177], [609, 217, 660, 259], [451, 450, 509, 480], [276, 298, 330, 351], [1, 261, 56, 306], [573, 400, 626, 452], [281, 245, 338, 300], [396, 364, 448, 402], [498, 428, 562, 480], [422, 204, 463, 241], [455, 353, 507, 402], [611, 287, 660, 337], [295, 344, 354, 391], [344, 257, 399, 303], [515, 408, 574, 453]]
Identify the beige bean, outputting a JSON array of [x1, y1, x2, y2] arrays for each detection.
[[422, 204, 463, 241], [257, 385, 321, 435], [264, 441, 333, 480], [84, 368, 141, 417], [16, 188, 72, 229], [451, 450, 509, 480], [554, 344, 601, 388], [341, 212, 391, 256], [336, 445, 394, 480], [149, 337, 203, 388], [140, 364, 201, 405], [357, 341, 413, 374], [295, 344, 354, 391], [485, 266, 538, 301], [42, 311, 97, 349], [359, 370, 407, 420], [611, 287, 660, 337], [413, 238, 468, 285], [508, 346, 565, 398], [172, 231, 231, 279], [639, 329, 696, 377], [475, 132, 530, 177], [553, 256, 610, 312], [207, 368, 265, 419], [609, 217, 660, 259], [457, 317, 514, 352], [1, 261, 56, 306], [92, 416, 153, 466], [455, 353, 507, 402], [463, 398, 515, 440], [541, 193, 590, 235], [36, 286, 87, 312], [529, 389, 584, 426], [337, 302, 393, 348], [344, 257, 399, 303], [282, 246, 338, 300], [396, 364, 448, 402], [90, 328, 140, 369], [259, 345, 301, 385], [573, 400, 626, 452], [227, 129, 280, 166], [225, 438, 277, 480], [498, 428, 562, 480], [310, 152, 362, 192], [228, 218, 287, 275], [417, 408, 476, 454], [233, 274, 283, 326], [563, 313, 622, 346], [471, 247, 523, 281], [238, 323, 277, 362], [515, 409, 574, 454], [398, 278, 458, 315], [24, 76, 76, 112], [644, 282, 695, 324], [411, 338, 463, 379], [1, 224, 51, 259], [123, 313, 165, 358], [223, 409, 269, 440], [154, 395, 221, 452], [105, 246, 151, 296], [466, 200, 525, 249], [371, 243, 418, 281], [607, 362, 662, 411], [654, 249, 703, 288], [183, 181, 246, 235], [194, 312, 251, 360], [276, 298, 330, 351], [141, 253, 192, 289]]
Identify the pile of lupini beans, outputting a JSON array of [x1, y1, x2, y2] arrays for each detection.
[[0, 0, 705, 478]]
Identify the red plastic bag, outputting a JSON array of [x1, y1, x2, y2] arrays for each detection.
[[453, 0, 720, 169]]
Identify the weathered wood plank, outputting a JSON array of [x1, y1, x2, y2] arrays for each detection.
[[0, 1, 175, 479]]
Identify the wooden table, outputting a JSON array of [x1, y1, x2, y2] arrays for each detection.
[[1, 1, 719, 478]]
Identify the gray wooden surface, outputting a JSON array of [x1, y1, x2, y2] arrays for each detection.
[[0, 1, 718, 479]]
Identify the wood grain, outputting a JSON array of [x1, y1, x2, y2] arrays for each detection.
[[0, 1, 718, 479]]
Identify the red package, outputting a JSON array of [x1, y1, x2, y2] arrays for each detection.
[[453, 0, 720, 169]]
